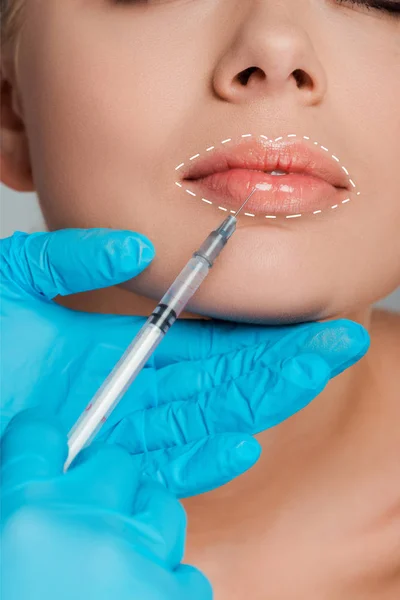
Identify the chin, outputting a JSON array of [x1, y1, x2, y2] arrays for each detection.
[[186, 292, 329, 326], [121, 239, 349, 325], [123, 274, 333, 324]]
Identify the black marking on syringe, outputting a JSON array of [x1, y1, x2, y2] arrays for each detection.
[[149, 304, 178, 334]]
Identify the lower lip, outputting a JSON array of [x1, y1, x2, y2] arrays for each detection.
[[185, 169, 348, 216]]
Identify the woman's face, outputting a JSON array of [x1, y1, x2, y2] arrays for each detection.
[[5, 0, 400, 322]]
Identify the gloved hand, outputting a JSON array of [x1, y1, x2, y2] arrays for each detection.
[[1, 410, 211, 600], [1, 229, 370, 497]]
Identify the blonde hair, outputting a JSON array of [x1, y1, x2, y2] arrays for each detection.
[[1, 0, 24, 47]]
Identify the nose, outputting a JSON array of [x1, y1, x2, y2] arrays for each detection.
[[213, 2, 327, 107]]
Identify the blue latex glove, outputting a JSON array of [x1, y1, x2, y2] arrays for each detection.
[[1, 229, 370, 497], [1, 410, 211, 600]]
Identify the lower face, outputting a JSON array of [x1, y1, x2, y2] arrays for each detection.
[[18, 1, 400, 323]]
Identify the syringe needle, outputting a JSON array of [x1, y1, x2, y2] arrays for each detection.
[[233, 188, 257, 217]]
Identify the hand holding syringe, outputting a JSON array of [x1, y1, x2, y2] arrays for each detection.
[[65, 187, 259, 469]]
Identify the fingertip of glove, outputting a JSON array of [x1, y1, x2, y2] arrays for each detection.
[[65, 229, 155, 290], [231, 436, 262, 471], [299, 319, 370, 378], [281, 353, 331, 390], [332, 319, 370, 347], [175, 564, 213, 598], [1, 409, 68, 470], [3, 229, 156, 298], [114, 231, 155, 274], [3, 408, 66, 441], [59, 228, 155, 284], [325, 319, 371, 377], [345, 320, 371, 353], [305, 318, 369, 348]]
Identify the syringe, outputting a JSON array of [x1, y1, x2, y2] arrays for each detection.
[[65, 187, 258, 469]]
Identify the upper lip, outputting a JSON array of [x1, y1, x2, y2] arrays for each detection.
[[181, 138, 350, 190]]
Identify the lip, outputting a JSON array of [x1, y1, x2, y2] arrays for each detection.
[[181, 139, 352, 216]]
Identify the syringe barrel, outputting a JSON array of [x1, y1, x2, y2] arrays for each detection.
[[66, 322, 163, 470], [153, 255, 210, 327]]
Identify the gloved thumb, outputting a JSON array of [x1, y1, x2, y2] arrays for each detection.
[[1, 409, 68, 491], [65, 443, 140, 514], [0, 228, 155, 300]]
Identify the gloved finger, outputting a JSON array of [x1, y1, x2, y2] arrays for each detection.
[[173, 564, 213, 600], [65, 444, 139, 513], [0, 409, 67, 489], [130, 481, 187, 568], [136, 433, 262, 498], [96, 318, 368, 436], [153, 318, 369, 389], [61, 318, 345, 417], [106, 353, 331, 454], [0, 229, 154, 300], [298, 318, 370, 378], [152, 317, 287, 367]]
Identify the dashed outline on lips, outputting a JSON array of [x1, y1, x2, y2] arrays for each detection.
[[174, 133, 360, 220]]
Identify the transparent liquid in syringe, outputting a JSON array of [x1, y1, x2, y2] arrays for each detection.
[[161, 256, 210, 318]]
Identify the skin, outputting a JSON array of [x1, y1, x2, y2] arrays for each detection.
[[1, 0, 400, 597]]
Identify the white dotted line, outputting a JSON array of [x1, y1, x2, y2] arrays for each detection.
[[174, 133, 360, 220]]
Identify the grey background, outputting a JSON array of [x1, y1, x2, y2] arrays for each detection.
[[1, 184, 399, 311]]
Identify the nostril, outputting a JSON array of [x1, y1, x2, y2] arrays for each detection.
[[236, 66, 264, 86], [292, 69, 312, 89]]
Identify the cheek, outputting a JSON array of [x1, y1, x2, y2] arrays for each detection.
[[21, 56, 173, 228], [18, 7, 201, 229], [315, 39, 400, 303]]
